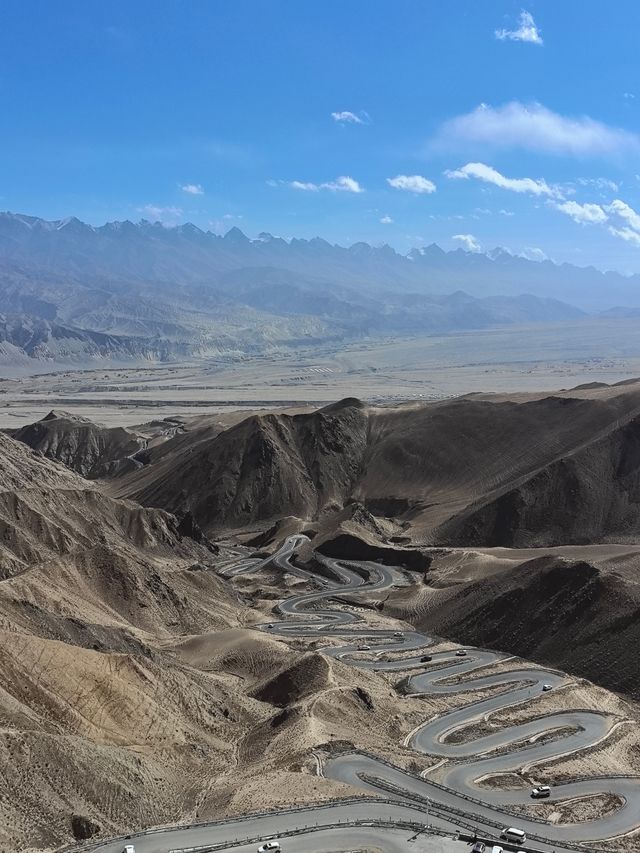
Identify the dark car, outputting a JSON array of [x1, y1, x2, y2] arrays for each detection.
[[420, 654, 433, 662]]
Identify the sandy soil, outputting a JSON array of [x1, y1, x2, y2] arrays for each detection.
[[510, 793, 623, 824], [4, 407, 640, 852]]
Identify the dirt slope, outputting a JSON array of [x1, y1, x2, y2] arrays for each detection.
[[109, 381, 640, 547], [437, 412, 640, 546], [9, 410, 146, 478], [0, 430, 421, 851], [113, 397, 369, 531], [386, 547, 640, 698], [0, 432, 241, 849], [0, 429, 190, 581]]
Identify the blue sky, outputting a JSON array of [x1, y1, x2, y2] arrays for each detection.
[[2, 1, 640, 271]]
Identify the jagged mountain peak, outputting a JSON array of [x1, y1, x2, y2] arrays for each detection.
[[223, 225, 250, 243], [0, 210, 638, 327]]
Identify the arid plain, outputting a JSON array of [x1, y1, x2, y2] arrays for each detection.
[[2, 319, 640, 428]]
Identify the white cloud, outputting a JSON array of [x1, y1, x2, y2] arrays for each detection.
[[445, 162, 559, 197], [138, 205, 183, 222], [380, 215, 393, 224], [609, 226, 640, 247], [624, 92, 635, 100], [331, 110, 369, 124], [554, 200, 608, 225], [577, 177, 619, 192], [436, 101, 640, 157], [289, 175, 364, 193], [180, 183, 204, 195], [550, 196, 640, 248], [387, 174, 436, 194], [325, 176, 363, 193], [452, 233, 481, 252], [290, 180, 320, 191], [607, 199, 640, 231], [495, 10, 543, 45], [499, 209, 515, 216], [520, 246, 548, 262]]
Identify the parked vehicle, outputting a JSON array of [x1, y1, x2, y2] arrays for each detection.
[[471, 842, 485, 853], [491, 846, 504, 853], [542, 683, 553, 691], [123, 846, 135, 853], [500, 827, 526, 844], [531, 785, 551, 798]]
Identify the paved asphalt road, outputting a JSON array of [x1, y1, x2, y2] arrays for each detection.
[[83, 536, 640, 853], [87, 801, 469, 853]]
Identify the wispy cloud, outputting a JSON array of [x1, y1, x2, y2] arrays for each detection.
[[554, 200, 608, 224], [452, 233, 481, 252], [180, 183, 204, 195], [380, 215, 393, 224], [331, 110, 370, 124], [607, 199, 640, 231], [290, 180, 320, 191], [435, 102, 640, 157], [138, 204, 183, 222], [289, 175, 364, 193], [551, 195, 640, 248], [521, 246, 548, 261], [576, 177, 619, 192], [445, 162, 560, 197], [495, 10, 543, 45], [609, 226, 640, 247], [387, 174, 436, 194]]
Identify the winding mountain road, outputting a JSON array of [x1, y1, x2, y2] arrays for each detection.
[[252, 536, 640, 849], [86, 536, 640, 853]]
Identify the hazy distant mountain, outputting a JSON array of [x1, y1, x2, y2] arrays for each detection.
[[0, 211, 612, 366], [1, 211, 636, 309], [0, 312, 204, 366]]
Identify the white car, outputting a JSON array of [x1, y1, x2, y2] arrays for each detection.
[[542, 683, 553, 691], [123, 846, 135, 853], [357, 643, 371, 651], [531, 785, 551, 798], [455, 649, 467, 656], [257, 843, 280, 853], [500, 827, 526, 844], [393, 631, 403, 637]]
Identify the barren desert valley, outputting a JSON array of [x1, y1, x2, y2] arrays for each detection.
[[4, 374, 640, 853], [6, 220, 640, 853]]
